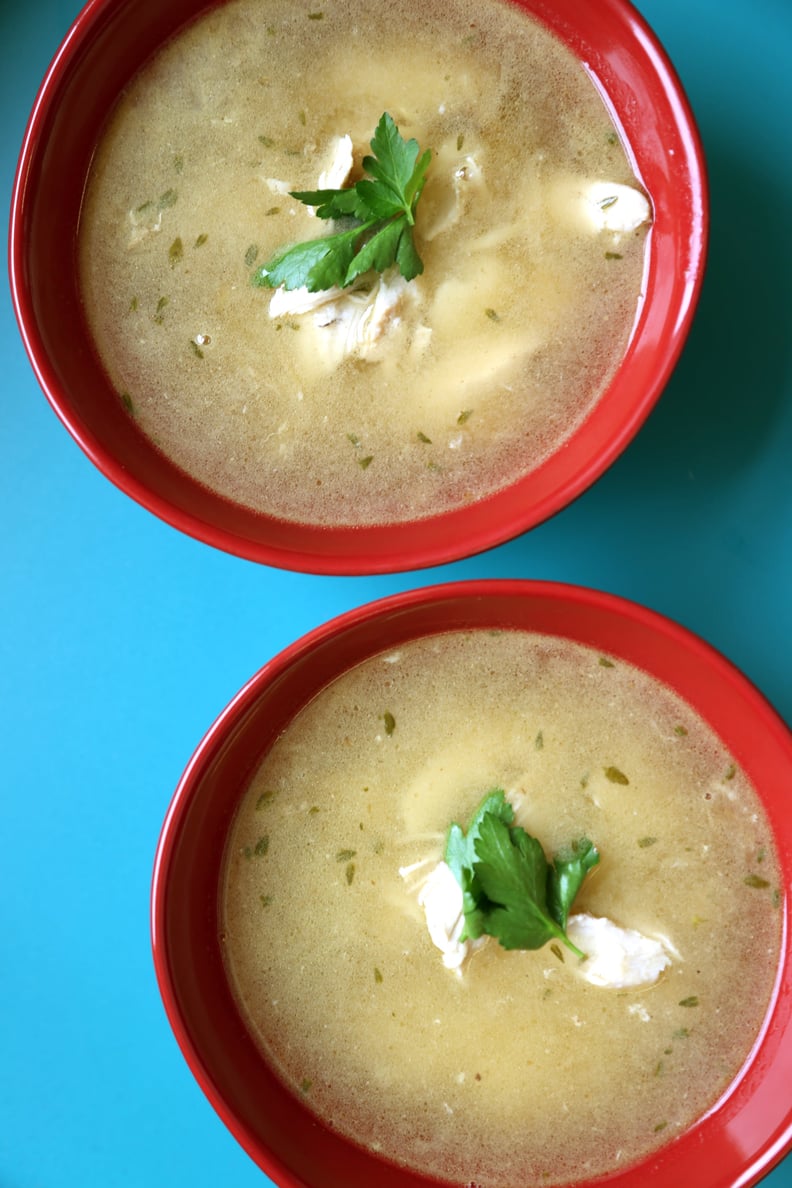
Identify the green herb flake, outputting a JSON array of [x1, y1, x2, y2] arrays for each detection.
[[169, 237, 184, 267], [654, 1121, 668, 1133], [158, 188, 178, 209], [194, 233, 208, 248], [604, 251, 623, 260], [757, 847, 766, 863], [244, 244, 259, 268], [606, 131, 619, 146], [129, 296, 139, 313], [258, 135, 275, 148], [298, 109, 307, 126], [265, 206, 281, 216], [550, 942, 564, 963], [679, 996, 699, 1008], [417, 431, 432, 444], [638, 836, 658, 848], [260, 894, 273, 908], [358, 455, 374, 470], [300, 1078, 312, 1094], [347, 432, 360, 447], [154, 296, 169, 323], [673, 1027, 690, 1039], [308, 805, 320, 815], [598, 656, 615, 668], [189, 339, 205, 359], [345, 862, 356, 885], [307, 10, 324, 17], [604, 766, 629, 785], [136, 200, 153, 214], [744, 873, 770, 889], [336, 849, 357, 863], [254, 835, 270, 857], [674, 725, 688, 736], [174, 154, 184, 174], [457, 409, 473, 425], [383, 711, 396, 736], [485, 307, 501, 322], [580, 772, 590, 789], [725, 764, 737, 781], [535, 730, 544, 751], [654, 1061, 664, 1077], [120, 391, 135, 414], [598, 195, 618, 210], [256, 790, 277, 810], [374, 967, 383, 984], [254, 113, 430, 293]]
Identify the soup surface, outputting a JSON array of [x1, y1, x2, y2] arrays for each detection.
[[79, 0, 649, 526], [222, 630, 781, 1186]]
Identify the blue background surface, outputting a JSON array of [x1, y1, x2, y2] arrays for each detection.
[[2, 0, 791, 1185]]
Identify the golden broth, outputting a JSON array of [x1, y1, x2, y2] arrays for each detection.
[[222, 630, 781, 1187], [79, 0, 649, 526]]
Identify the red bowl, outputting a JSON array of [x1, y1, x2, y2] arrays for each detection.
[[152, 579, 792, 1188], [9, 0, 706, 574]]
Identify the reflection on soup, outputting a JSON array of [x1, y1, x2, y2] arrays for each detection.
[[222, 630, 781, 1187], [79, 0, 650, 527]]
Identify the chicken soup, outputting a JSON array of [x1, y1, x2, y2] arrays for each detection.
[[79, 0, 651, 527], [222, 629, 781, 1186]]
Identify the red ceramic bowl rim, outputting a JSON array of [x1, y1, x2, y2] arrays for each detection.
[[9, 0, 708, 574], [152, 579, 792, 1188]]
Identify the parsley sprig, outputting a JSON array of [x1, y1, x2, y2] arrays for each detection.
[[445, 791, 599, 959], [252, 113, 431, 293]]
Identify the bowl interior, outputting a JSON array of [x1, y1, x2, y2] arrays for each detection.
[[10, 0, 706, 573], [152, 580, 792, 1188]]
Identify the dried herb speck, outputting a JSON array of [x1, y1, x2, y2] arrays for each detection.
[[169, 237, 184, 267]]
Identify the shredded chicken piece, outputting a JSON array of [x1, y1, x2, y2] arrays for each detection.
[[422, 150, 484, 241], [269, 271, 411, 357]]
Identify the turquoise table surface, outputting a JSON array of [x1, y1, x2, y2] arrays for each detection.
[[2, 0, 791, 1185]]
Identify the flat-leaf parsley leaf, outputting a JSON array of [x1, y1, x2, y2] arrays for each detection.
[[444, 791, 599, 959], [252, 113, 431, 293]]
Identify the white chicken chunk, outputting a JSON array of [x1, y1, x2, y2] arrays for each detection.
[[270, 271, 413, 363], [548, 175, 652, 241], [414, 859, 470, 971], [567, 913, 672, 988]]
